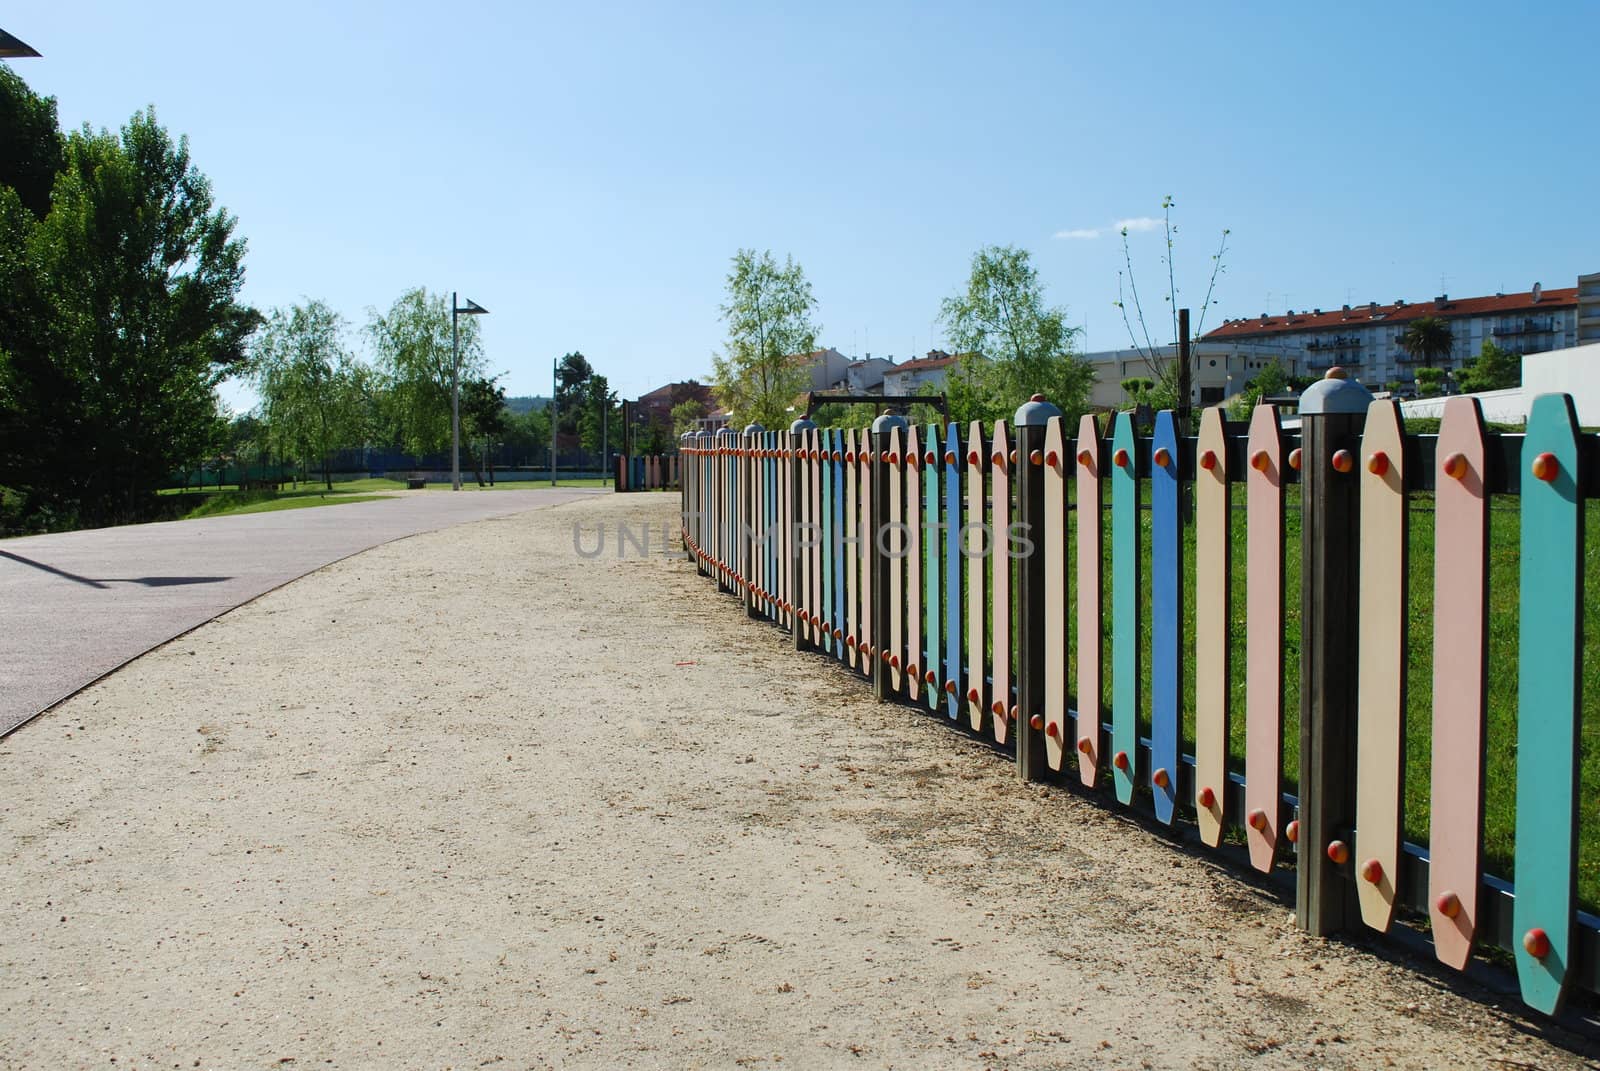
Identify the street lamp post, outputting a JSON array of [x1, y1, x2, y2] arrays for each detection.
[[450, 292, 489, 491]]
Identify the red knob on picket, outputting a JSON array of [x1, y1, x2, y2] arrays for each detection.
[[1435, 891, 1462, 919], [1532, 452, 1559, 482], [991, 451, 1006, 467], [1113, 448, 1131, 469], [1247, 808, 1269, 832], [992, 700, 1005, 716], [1029, 449, 1043, 466], [1331, 449, 1353, 473], [887, 451, 899, 465], [944, 680, 957, 695], [1326, 840, 1350, 865], [1113, 750, 1130, 772], [1285, 820, 1299, 844], [1197, 786, 1216, 809], [1360, 858, 1383, 884], [1199, 449, 1218, 471], [944, 451, 957, 465], [1366, 450, 1390, 476], [1077, 737, 1093, 755], [833, 450, 844, 462], [968, 687, 981, 703], [1523, 928, 1551, 959], [1288, 447, 1303, 471], [1250, 449, 1270, 472], [1029, 714, 1044, 731], [968, 450, 981, 466], [1044, 721, 1059, 739], [889, 655, 900, 669], [1152, 767, 1170, 789], [924, 450, 936, 464], [924, 669, 936, 684], [906, 453, 918, 469], [1045, 450, 1059, 467], [1153, 447, 1171, 469], [1442, 452, 1468, 480]]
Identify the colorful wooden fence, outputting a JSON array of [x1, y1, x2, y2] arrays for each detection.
[[677, 393, 1596, 1017], [614, 454, 680, 491]]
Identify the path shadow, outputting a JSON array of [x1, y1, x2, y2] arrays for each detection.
[[0, 550, 230, 589]]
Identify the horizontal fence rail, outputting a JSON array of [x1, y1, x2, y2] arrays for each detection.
[[678, 392, 1595, 1018]]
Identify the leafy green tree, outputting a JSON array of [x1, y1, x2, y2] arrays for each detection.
[[1399, 316, 1454, 369], [1455, 338, 1520, 393], [938, 245, 1093, 424], [1414, 366, 1446, 397], [670, 398, 708, 436], [712, 249, 819, 429], [1226, 358, 1292, 419], [810, 402, 879, 428], [0, 64, 65, 219], [577, 373, 619, 454], [554, 352, 594, 438], [0, 106, 259, 525], [460, 375, 509, 484], [366, 287, 483, 456], [251, 300, 365, 490]]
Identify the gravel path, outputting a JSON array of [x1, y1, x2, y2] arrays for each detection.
[[0, 492, 1593, 1069]]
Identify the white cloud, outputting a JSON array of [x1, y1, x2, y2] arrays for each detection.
[[1114, 216, 1162, 233], [1053, 228, 1101, 240]]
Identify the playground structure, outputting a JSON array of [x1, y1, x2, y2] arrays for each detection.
[[678, 379, 1596, 1018]]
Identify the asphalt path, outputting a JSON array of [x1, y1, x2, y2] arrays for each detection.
[[0, 488, 600, 735]]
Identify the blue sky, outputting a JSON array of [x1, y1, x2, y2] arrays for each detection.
[[11, 2, 1597, 410]]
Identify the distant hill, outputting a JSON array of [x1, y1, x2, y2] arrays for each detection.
[[505, 396, 550, 415]]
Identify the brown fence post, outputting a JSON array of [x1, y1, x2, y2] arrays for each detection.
[[742, 424, 765, 619], [790, 418, 818, 652], [1013, 394, 1061, 782], [871, 412, 907, 702], [1296, 368, 1374, 936]]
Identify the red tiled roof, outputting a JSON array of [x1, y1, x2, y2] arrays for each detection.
[[1203, 287, 1578, 341], [886, 353, 960, 373]]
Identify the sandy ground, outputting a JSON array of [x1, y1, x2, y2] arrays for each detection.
[[2, 492, 1595, 1070]]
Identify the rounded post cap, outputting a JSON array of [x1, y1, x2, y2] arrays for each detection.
[[1014, 395, 1062, 427], [788, 418, 818, 433], [871, 412, 909, 434], [1298, 367, 1375, 415], [742, 423, 766, 435]]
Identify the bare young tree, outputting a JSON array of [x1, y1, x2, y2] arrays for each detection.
[[1114, 196, 1230, 418]]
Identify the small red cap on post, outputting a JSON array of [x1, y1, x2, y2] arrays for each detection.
[[1029, 449, 1043, 466], [944, 450, 957, 465], [1044, 721, 1059, 739], [944, 680, 956, 694], [889, 655, 901, 669], [1442, 452, 1468, 480], [1247, 808, 1269, 832], [1113, 750, 1130, 772], [906, 662, 917, 679], [991, 451, 1005, 467], [1532, 452, 1559, 482], [1009, 449, 1018, 466], [1199, 449, 1218, 471], [924, 450, 936, 464], [1359, 858, 1383, 884], [1285, 820, 1300, 844], [1077, 449, 1093, 468], [991, 700, 1005, 716], [1436, 891, 1462, 919], [1523, 928, 1551, 959], [968, 687, 980, 703], [832, 450, 844, 462], [1152, 767, 1170, 789], [1153, 447, 1171, 469], [1288, 447, 1303, 471], [906, 453, 918, 469], [1326, 840, 1350, 865], [1029, 714, 1044, 731], [968, 450, 981, 466], [1250, 449, 1271, 472], [1076, 736, 1093, 755], [1331, 449, 1354, 473], [1366, 450, 1390, 476], [924, 669, 936, 684], [1045, 450, 1059, 468], [1113, 448, 1131, 469], [887, 451, 899, 465], [1197, 786, 1216, 809]]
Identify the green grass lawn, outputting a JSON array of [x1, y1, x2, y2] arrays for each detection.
[[180, 487, 391, 518]]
